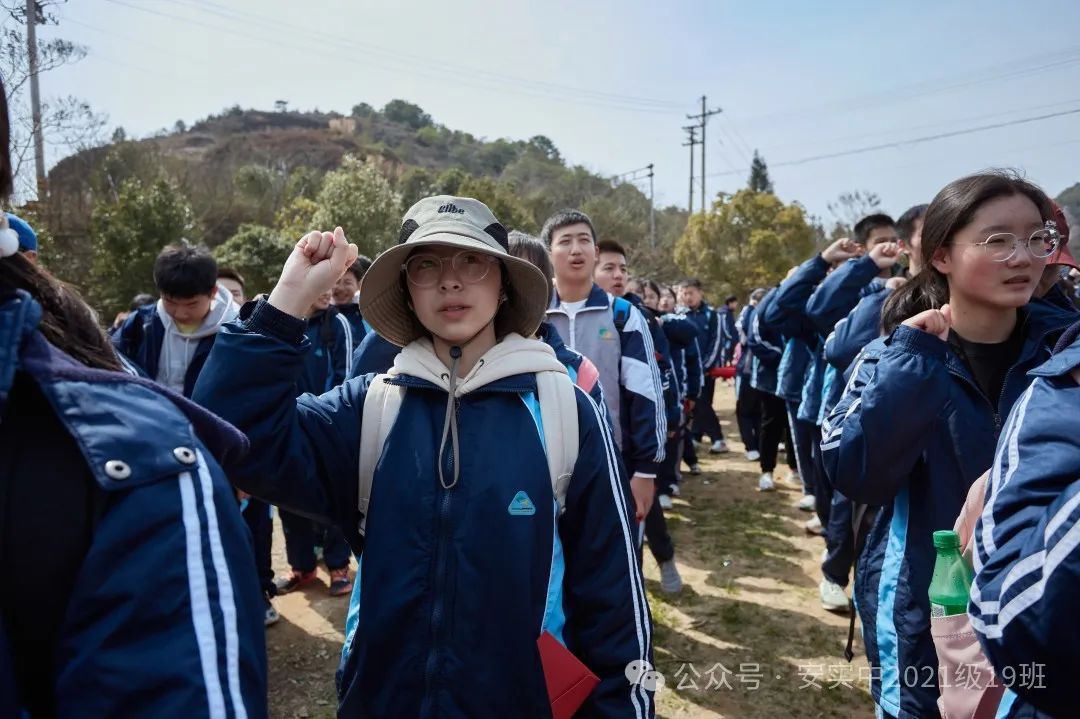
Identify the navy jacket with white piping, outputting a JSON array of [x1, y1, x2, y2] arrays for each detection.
[[659, 312, 703, 402], [547, 284, 666, 477], [761, 254, 826, 410], [684, 301, 722, 369], [301, 306, 355, 394], [747, 287, 784, 395], [193, 299, 655, 719], [716, 304, 737, 365], [970, 323, 1080, 719], [0, 291, 266, 719], [820, 302, 1075, 719]]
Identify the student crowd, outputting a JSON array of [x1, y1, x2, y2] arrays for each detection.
[[2, 68, 1079, 719]]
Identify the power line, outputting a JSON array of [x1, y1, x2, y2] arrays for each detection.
[[735, 44, 1080, 128], [706, 106, 1080, 177]]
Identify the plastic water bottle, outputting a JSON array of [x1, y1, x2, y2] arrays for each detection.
[[929, 530, 974, 618]]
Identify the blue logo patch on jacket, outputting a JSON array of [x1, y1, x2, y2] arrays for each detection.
[[507, 491, 536, 516]]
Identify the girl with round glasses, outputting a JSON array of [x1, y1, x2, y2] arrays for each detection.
[[820, 171, 1078, 719]]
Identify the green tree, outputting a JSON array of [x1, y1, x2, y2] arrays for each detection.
[[381, 99, 433, 130], [456, 176, 533, 231], [674, 189, 816, 300], [351, 102, 374, 118], [214, 224, 293, 295], [310, 155, 402, 257], [747, 150, 774, 193], [89, 178, 194, 315]]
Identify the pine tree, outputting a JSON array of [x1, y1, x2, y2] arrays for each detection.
[[747, 150, 774, 193]]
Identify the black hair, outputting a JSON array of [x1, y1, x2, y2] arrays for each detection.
[[896, 204, 929, 243], [540, 209, 597, 247], [153, 243, 218, 298], [853, 213, 896, 245], [345, 257, 370, 282], [130, 293, 154, 310], [217, 266, 246, 290], [597, 239, 628, 257], [724, 294, 737, 305], [682, 277, 703, 290], [881, 170, 1055, 334]]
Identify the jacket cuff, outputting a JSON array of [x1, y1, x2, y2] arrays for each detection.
[[241, 298, 307, 346], [851, 255, 882, 284], [886, 323, 948, 361], [808, 253, 831, 275]]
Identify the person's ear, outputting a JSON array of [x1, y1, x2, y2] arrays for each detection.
[[931, 245, 952, 276]]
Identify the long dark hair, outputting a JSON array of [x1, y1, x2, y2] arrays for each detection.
[[0, 77, 121, 371], [881, 170, 1054, 334]]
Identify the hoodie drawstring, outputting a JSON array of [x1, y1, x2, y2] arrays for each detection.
[[438, 345, 463, 490]]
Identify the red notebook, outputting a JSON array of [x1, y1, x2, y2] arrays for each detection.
[[537, 631, 600, 719]]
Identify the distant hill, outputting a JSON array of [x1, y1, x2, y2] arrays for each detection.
[[40, 100, 687, 290]]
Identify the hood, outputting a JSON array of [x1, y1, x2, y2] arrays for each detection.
[[388, 332, 568, 493], [157, 284, 239, 339], [389, 332, 567, 396]]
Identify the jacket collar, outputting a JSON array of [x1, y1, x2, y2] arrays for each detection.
[[549, 282, 611, 312]]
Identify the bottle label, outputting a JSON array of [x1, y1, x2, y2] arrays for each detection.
[[930, 602, 967, 618]]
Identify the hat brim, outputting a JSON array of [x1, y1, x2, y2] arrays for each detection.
[[358, 233, 551, 347]]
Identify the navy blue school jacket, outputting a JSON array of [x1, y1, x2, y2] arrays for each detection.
[[820, 302, 1075, 719]]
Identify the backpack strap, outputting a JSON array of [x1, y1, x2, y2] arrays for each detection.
[[357, 375, 404, 537], [535, 370, 579, 516], [611, 296, 632, 333], [844, 502, 873, 662]]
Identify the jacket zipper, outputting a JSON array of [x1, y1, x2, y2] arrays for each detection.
[[421, 394, 459, 719]]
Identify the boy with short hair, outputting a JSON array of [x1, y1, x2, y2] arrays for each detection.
[[113, 243, 238, 397], [542, 209, 667, 523]]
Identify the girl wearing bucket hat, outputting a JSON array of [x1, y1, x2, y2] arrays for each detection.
[[194, 196, 655, 718]]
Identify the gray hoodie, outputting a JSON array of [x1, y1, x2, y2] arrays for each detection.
[[155, 284, 239, 393]]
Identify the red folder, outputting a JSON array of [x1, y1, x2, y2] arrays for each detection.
[[537, 631, 600, 719]]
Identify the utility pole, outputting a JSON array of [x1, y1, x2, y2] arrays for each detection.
[[26, 0, 47, 199], [686, 95, 721, 213], [615, 164, 657, 248], [682, 125, 699, 214], [647, 163, 655, 248]]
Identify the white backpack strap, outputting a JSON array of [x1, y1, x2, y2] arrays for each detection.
[[535, 370, 579, 516], [357, 374, 404, 537]]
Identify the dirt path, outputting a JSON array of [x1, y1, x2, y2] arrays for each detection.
[[266, 382, 875, 719]]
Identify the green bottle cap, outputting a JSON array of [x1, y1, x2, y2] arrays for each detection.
[[933, 530, 961, 550]]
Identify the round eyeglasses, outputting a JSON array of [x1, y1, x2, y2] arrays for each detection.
[[403, 250, 498, 288], [970, 221, 1060, 263]]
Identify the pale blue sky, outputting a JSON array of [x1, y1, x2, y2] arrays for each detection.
[[35, 0, 1080, 224]]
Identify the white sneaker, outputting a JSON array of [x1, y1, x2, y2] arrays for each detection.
[[670, 484, 681, 497], [797, 494, 816, 512], [710, 439, 730, 454], [745, 450, 760, 461], [658, 494, 674, 510], [758, 472, 775, 492], [820, 578, 850, 612], [786, 471, 804, 489], [660, 559, 684, 593], [805, 516, 824, 535]]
